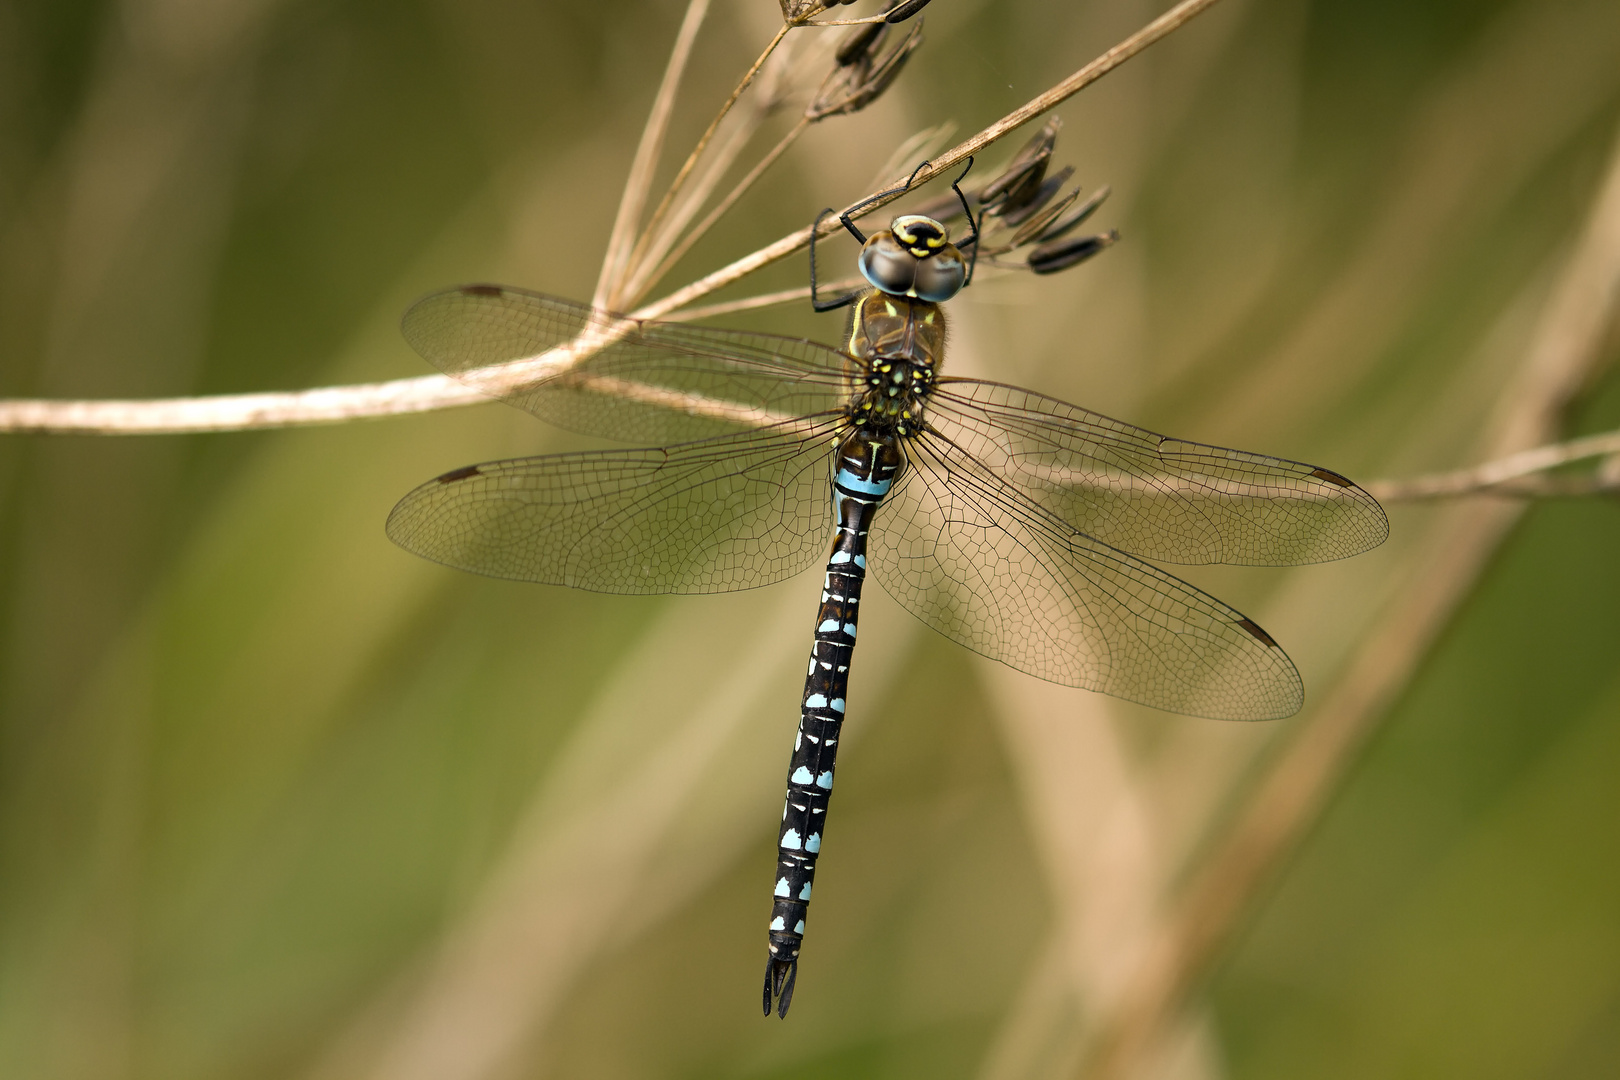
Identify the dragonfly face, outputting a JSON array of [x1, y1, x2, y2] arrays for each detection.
[[856, 213, 967, 302]]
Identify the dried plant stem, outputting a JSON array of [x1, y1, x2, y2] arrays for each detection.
[[1368, 428, 1620, 499], [0, 0, 1229, 437], [1441, 473, 1620, 496], [633, 116, 767, 296], [614, 22, 793, 307], [1082, 117, 1620, 1080], [0, 377, 484, 435], [806, 17, 887, 27], [627, 115, 813, 306], [665, 277, 862, 321], [593, 0, 712, 309], [617, 44, 803, 308]]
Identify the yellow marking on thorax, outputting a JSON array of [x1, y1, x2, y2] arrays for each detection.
[[846, 293, 870, 357]]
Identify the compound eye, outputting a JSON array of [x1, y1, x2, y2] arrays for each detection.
[[910, 244, 966, 302], [858, 232, 917, 296]]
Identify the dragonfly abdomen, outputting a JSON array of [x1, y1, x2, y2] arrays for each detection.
[[764, 432, 901, 1018]]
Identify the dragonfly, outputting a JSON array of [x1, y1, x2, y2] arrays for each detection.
[[386, 160, 1388, 1018]]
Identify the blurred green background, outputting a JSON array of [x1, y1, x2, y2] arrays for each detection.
[[3, 0, 1620, 1077]]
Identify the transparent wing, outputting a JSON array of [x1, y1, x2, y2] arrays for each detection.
[[402, 285, 856, 443], [386, 416, 845, 594], [869, 431, 1303, 720], [927, 379, 1388, 566]]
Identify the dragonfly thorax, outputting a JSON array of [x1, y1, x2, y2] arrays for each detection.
[[845, 291, 943, 439], [850, 356, 932, 437]]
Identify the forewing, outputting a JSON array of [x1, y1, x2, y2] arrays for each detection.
[[928, 380, 1388, 566], [387, 417, 844, 594], [402, 285, 855, 443], [868, 432, 1303, 720]]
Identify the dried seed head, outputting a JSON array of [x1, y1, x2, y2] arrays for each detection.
[[1034, 184, 1110, 244], [780, 0, 822, 24], [807, 18, 923, 120], [780, 0, 857, 23], [1029, 229, 1119, 274], [834, 18, 888, 66], [980, 117, 1062, 212], [1008, 177, 1084, 246], [884, 0, 933, 22], [999, 165, 1073, 227]]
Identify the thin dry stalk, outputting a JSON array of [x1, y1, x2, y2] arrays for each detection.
[[627, 115, 813, 305], [805, 14, 890, 27], [593, 0, 712, 310], [0, 0, 1232, 437], [617, 37, 808, 307], [1449, 473, 1620, 496], [613, 21, 794, 307], [1082, 117, 1620, 1080], [1368, 426, 1620, 499], [0, 377, 486, 435], [663, 278, 860, 321]]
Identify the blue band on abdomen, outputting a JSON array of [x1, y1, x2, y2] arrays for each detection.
[[835, 468, 893, 497]]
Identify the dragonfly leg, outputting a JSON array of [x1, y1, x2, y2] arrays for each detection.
[[811, 208, 863, 311], [837, 157, 934, 238], [950, 157, 986, 286]]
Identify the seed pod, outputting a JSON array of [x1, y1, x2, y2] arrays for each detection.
[[1008, 180, 1084, 247], [885, 0, 932, 22], [998, 165, 1073, 227], [980, 117, 1061, 212], [1035, 184, 1111, 244], [1028, 229, 1119, 275], [835, 19, 888, 66], [807, 19, 923, 119], [780, 0, 821, 23]]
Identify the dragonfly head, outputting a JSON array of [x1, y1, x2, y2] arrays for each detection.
[[858, 214, 966, 303]]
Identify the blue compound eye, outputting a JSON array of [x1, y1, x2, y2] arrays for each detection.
[[857, 232, 916, 296], [910, 245, 965, 302]]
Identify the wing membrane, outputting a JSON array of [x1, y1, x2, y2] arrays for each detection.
[[387, 417, 845, 594], [868, 431, 1303, 720], [928, 379, 1387, 566], [402, 286, 855, 443]]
